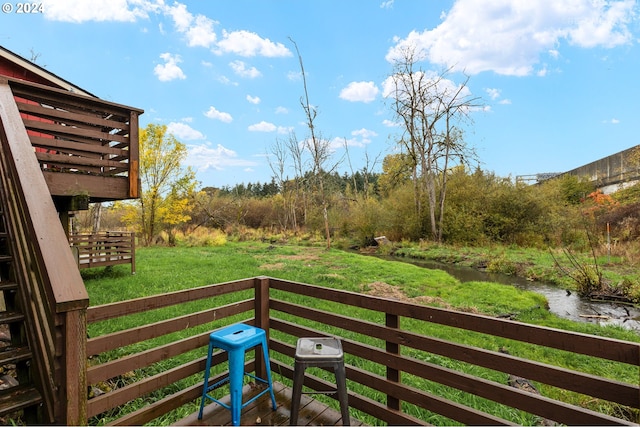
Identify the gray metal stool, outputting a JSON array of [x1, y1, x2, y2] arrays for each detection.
[[290, 337, 350, 426]]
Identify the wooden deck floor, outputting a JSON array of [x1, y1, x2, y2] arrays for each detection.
[[175, 381, 363, 426]]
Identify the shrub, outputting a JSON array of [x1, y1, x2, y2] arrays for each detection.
[[175, 227, 227, 247], [486, 255, 518, 276]]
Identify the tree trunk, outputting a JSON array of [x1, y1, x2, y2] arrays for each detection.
[[91, 203, 102, 233]]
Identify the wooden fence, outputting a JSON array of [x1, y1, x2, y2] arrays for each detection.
[[69, 231, 135, 274], [84, 276, 639, 426]]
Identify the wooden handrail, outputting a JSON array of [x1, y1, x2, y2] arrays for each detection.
[[83, 276, 640, 426], [0, 79, 89, 424]]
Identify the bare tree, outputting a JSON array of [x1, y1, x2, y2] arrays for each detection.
[[268, 133, 307, 232], [387, 46, 480, 241], [290, 37, 335, 249]]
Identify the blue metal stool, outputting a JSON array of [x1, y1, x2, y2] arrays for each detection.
[[198, 323, 277, 425]]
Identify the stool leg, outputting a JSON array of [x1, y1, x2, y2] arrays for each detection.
[[333, 362, 350, 426], [228, 349, 245, 426], [260, 338, 277, 410], [289, 361, 305, 426], [198, 341, 215, 420]]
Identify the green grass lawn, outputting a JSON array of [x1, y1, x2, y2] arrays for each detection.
[[84, 241, 638, 340]]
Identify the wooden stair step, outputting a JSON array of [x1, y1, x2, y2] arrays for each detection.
[[0, 384, 42, 418], [0, 311, 24, 325], [0, 345, 31, 366], [0, 281, 17, 292]]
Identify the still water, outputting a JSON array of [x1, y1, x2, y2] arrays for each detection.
[[374, 255, 640, 332]]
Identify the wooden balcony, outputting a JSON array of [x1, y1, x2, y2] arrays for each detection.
[[85, 277, 640, 426], [3, 76, 143, 203]]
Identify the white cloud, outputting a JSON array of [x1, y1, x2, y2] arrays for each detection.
[[386, 0, 636, 76], [204, 106, 233, 123], [275, 106, 289, 114], [568, 0, 635, 48], [330, 128, 379, 149], [604, 118, 621, 124], [165, 2, 191, 32], [216, 30, 292, 57], [380, 0, 394, 9], [485, 88, 501, 100], [154, 53, 186, 82], [217, 75, 238, 86], [339, 81, 380, 103], [185, 15, 217, 48], [352, 128, 378, 140], [382, 71, 472, 112], [247, 95, 261, 104], [229, 60, 262, 78], [248, 121, 277, 132], [498, 99, 512, 105], [349, 128, 378, 146], [186, 143, 257, 172], [277, 126, 294, 134], [167, 122, 205, 140], [382, 119, 400, 127], [287, 71, 302, 81], [537, 66, 549, 77], [247, 121, 293, 134], [165, 2, 217, 48], [42, 0, 155, 22]]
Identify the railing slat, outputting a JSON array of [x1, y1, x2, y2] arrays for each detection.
[[16, 100, 131, 132], [30, 136, 127, 156], [87, 333, 209, 385], [87, 357, 210, 418], [87, 278, 255, 323], [87, 300, 253, 356]]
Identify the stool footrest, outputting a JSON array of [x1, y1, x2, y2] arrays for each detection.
[[204, 384, 273, 411], [203, 371, 271, 401], [204, 376, 230, 394]]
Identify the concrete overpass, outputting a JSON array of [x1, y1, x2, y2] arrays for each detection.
[[518, 145, 640, 194]]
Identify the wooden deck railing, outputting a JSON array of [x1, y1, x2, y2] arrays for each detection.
[[70, 231, 135, 274], [5, 76, 143, 201], [85, 276, 640, 426], [0, 79, 89, 424]]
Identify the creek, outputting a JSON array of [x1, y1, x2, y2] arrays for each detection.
[[373, 255, 640, 333]]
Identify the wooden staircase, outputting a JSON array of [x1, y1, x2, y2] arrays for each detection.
[[0, 201, 42, 424], [0, 73, 130, 425]]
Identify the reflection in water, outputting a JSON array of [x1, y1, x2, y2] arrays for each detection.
[[375, 255, 640, 332]]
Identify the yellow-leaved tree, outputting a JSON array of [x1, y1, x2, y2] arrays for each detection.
[[119, 123, 196, 246]]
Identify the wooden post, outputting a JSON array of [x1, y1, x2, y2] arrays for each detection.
[[63, 309, 87, 425], [128, 111, 140, 199], [130, 232, 136, 274], [254, 276, 270, 379], [386, 313, 401, 411]]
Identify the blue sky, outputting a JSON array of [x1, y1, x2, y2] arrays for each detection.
[[1, 0, 638, 188]]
